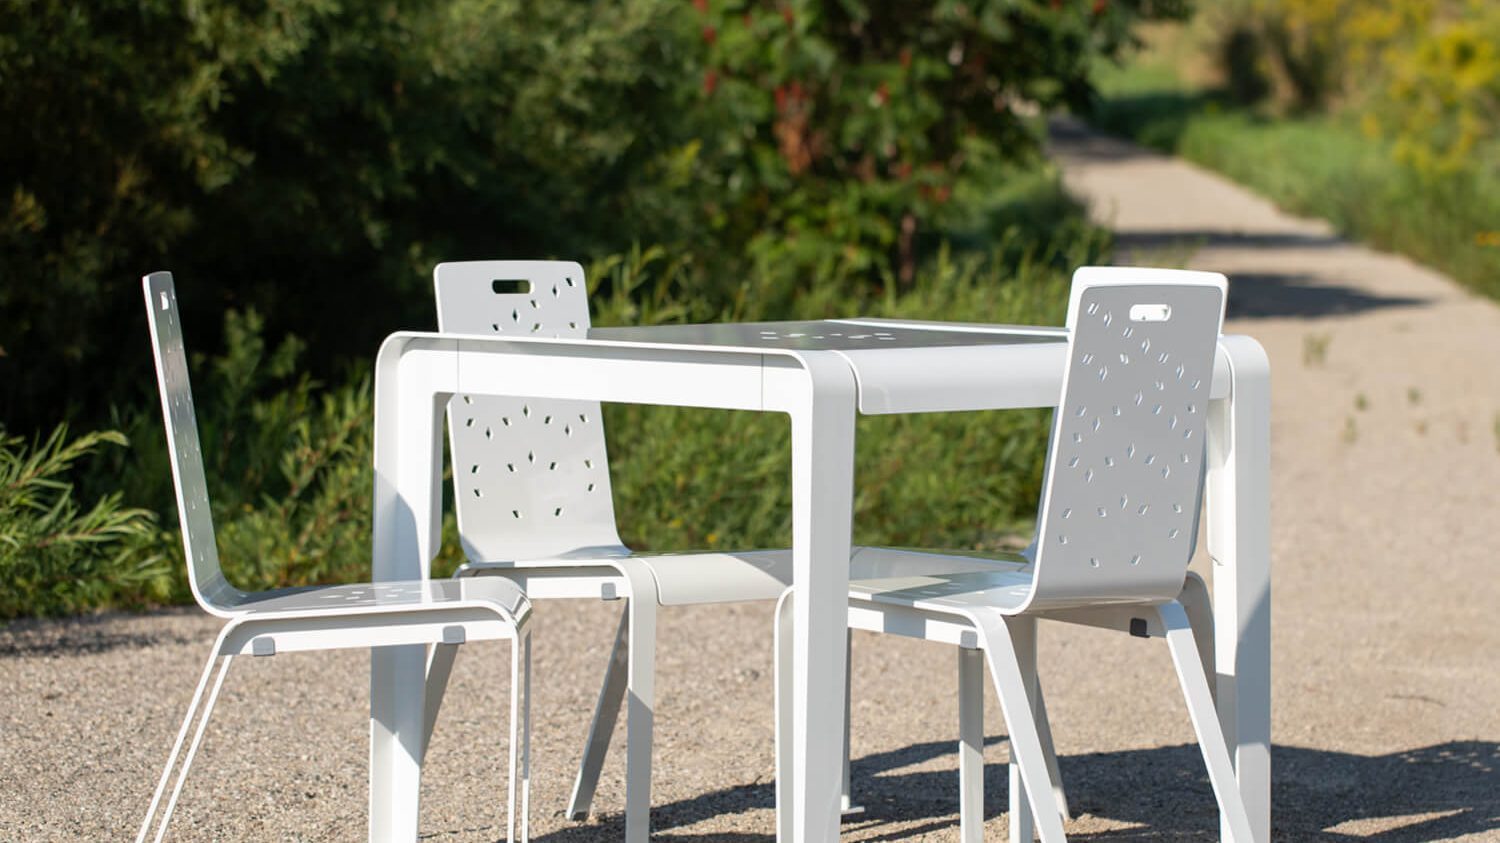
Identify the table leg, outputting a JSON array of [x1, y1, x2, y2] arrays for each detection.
[[370, 341, 454, 841], [787, 357, 857, 842], [1206, 336, 1272, 843]]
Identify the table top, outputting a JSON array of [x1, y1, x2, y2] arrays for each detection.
[[588, 318, 1063, 352], [407, 317, 1228, 414]]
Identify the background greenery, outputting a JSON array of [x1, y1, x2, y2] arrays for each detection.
[[1086, 0, 1500, 302], [0, 0, 1194, 618]]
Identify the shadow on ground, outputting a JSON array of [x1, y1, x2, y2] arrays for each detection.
[[1108, 231, 1431, 320], [0, 607, 204, 657], [513, 739, 1497, 842], [1222, 273, 1430, 321]]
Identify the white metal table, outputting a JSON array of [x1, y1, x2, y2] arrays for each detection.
[[368, 318, 1270, 842]]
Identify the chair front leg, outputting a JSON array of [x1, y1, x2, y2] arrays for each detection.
[[566, 604, 630, 821], [958, 646, 985, 843], [972, 615, 1068, 843], [1157, 601, 1256, 843], [137, 642, 235, 843]]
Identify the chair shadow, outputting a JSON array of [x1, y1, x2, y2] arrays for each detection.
[[523, 739, 1498, 842], [0, 607, 205, 657]]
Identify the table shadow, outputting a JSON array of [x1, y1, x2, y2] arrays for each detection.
[[522, 739, 1498, 842]]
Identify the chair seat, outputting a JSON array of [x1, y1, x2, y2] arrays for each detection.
[[228, 576, 530, 622], [848, 552, 1033, 615], [460, 545, 1030, 606], [641, 545, 1031, 606]]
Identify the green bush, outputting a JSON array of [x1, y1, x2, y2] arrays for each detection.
[[0, 426, 165, 617]]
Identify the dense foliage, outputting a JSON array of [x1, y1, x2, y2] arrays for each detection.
[[2, 0, 1184, 431], [0, 0, 1183, 616], [0, 427, 160, 616]]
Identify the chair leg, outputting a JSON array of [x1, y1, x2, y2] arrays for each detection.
[[507, 630, 533, 843], [566, 604, 630, 821], [841, 629, 860, 815], [1157, 601, 1255, 843], [136, 645, 235, 843], [1032, 684, 1071, 822], [774, 591, 795, 843], [1177, 574, 1217, 705], [1007, 617, 1038, 843], [620, 569, 658, 843], [958, 646, 985, 843], [973, 615, 1068, 843], [422, 643, 461, 763]]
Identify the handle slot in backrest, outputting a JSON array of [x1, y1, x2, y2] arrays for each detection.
[[491, 279, 533, 295], [1129, 303, 1171, 322]]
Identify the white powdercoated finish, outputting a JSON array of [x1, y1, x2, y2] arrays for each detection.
[[434, 262, 798, 843], [368, 270, 1273, 843], [796, 267, 1260, 842], [1027, 272, 1226, 611], [137, 273, 533, 843], [437, 261, 626, 562]]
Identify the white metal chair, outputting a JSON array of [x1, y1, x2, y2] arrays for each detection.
[[776, 268, 1256, 842], [421, 260, 810, 843], [135, 272, 533, 843]]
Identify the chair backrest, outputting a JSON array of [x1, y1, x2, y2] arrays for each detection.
[[142, 272, 244, 613], [1024, 267, 1227, 612], [435, 261, 626, 562]]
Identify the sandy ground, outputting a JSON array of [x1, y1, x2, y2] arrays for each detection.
[[3, 122, 1497, 841]]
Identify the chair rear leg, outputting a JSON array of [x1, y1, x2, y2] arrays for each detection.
[[1007, 617, 1038, 843], [958, 646, 985, 843], [1177, 574, 1216, 705], [1157, 601, 1255, 843], [973, 615, 1068, 843], [507, 630, 534, 843], [566, 605, 630, 820], [138, 651, 235, 843], [774, 592, 795, 843], [521, 631, 532, 843], [841, 629, 863, 816], [1033, 682, 1071, 820], [422, 643, 460, 762]]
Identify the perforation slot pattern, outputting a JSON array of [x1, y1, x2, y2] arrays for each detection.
[[752, 327, 897, 343], [436, 261, 624, 561], [1031, 282, 1223, 605], [143, 275, 234, 605]]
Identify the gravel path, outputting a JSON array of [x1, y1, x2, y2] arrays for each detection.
[[3, 122, 1497, 841]]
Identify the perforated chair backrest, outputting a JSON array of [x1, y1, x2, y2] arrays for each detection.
[[1024, 267, 1227, 612], [436, 261, 626, 562], [142, 272, 245, 613]]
